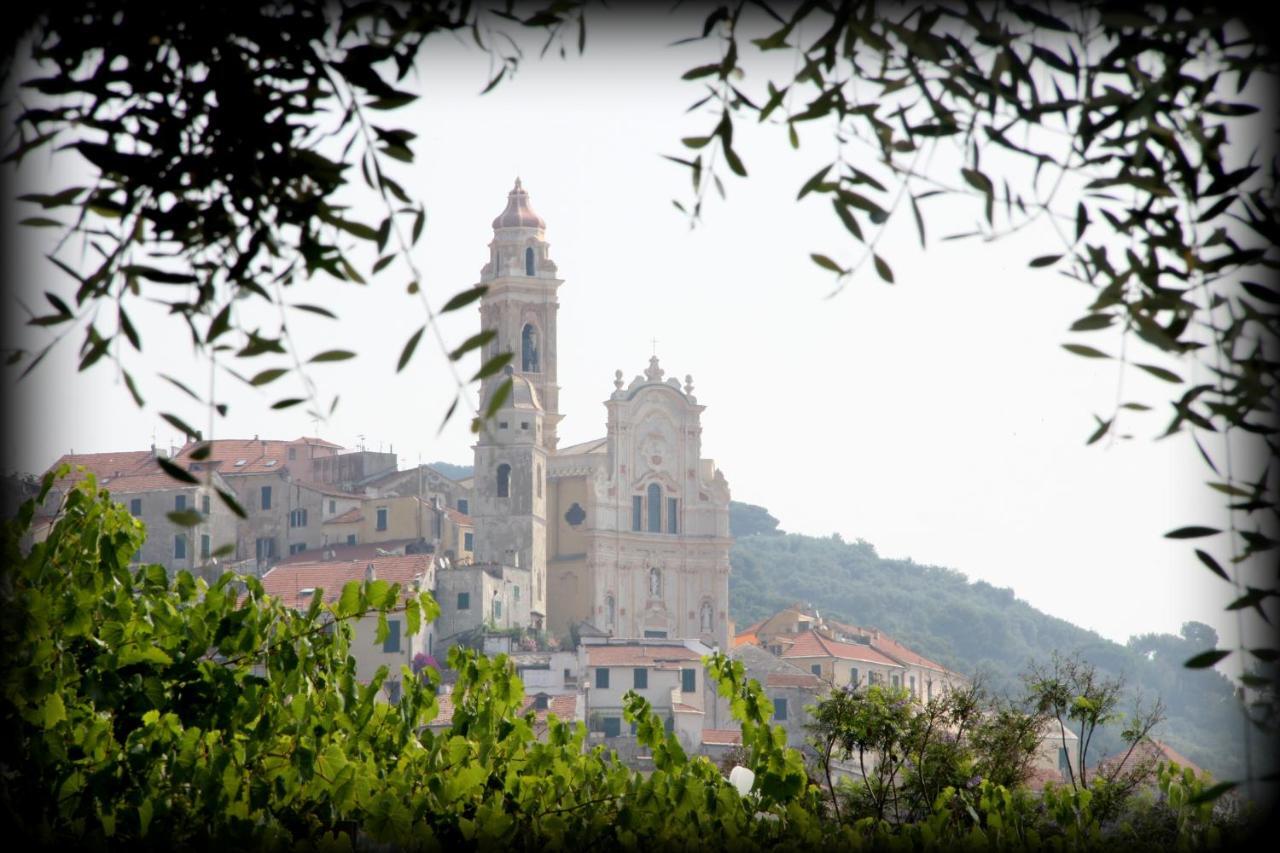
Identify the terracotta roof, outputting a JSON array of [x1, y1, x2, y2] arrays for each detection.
[[672, 701, 703, 714], [586, 644, 703, 669], [47, 450, 158, 484], [780, 630, 902, 667], [279, 538, 427, 564], [765, 672, 825, 689], [324, 508, 364, 525], [261, 554, 432, 610], [1093, 739, 1204, 783], [825, 619, 950, 672], [293, 436, 344, 448], [701, 728, 742, 746], [444, 507, 471, 525], [173, 438, 294, 476]]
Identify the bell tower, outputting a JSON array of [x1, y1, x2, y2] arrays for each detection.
[[477, 178, 563, 450]]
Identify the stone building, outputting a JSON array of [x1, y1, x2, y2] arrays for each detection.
[[260, 553, 436, 702], [470, 179, 733, 650], [42, 449, 239, 576]]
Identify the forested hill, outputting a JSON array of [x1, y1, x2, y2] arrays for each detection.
[[728, 502, 1251, 781]]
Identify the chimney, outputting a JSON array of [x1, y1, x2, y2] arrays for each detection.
[[365, 562, 376, 582]]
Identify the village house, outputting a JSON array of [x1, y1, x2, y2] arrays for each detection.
[[259, 553, 437, 702]]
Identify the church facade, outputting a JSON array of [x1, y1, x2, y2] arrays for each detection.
[[468, 179, 733, 651]]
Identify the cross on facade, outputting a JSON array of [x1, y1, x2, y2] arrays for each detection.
[[651, 337, 659, 356]]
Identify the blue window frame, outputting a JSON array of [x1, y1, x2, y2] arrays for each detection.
[[383, 619, 401, 653]]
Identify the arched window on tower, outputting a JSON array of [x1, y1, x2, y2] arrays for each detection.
[[525, 247, 536, 276], [606, 595, 616, 630], [647, 483, 662, 533], [496, 463, 511, 498], [522, 324, 540, 373]]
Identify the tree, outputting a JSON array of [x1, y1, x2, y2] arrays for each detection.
[[1026, 651, 1166, 797], [4, 0, 1275, 800]]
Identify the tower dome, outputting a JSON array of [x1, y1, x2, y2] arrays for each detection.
[[491, 177, 546, 230]]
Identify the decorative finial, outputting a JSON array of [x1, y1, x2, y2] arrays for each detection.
[[614, 369, 624, 391], [684, 374, 694, 395], [645, 355, 664, 383], [514, 176, 523, 191]]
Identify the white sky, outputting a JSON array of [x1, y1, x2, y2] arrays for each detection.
[[4, 8, 1264, 654]]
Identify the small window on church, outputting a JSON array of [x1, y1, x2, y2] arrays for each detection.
[[632, 496, 642, 531], [525, 247, 536, 276], [668, 498, 678, 534], [647, 484, 662, 533], [496, 463, 511, 498], [522, 324, 540, 373]]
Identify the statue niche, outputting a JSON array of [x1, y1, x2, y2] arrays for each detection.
[[522, 323, 540, 373]]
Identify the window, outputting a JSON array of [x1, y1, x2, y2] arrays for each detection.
[[602, 717, 621, 737], [910, 675, 917, 696], [174, 535, 186, 559], [346, 534, 357, 545], [811, 664, 822, 677], [175, 494, 186, 511], [667, 498, 678, 534], [290, 508, 308, 527], [376, 507, 388, 531], [329, 500, 336, 513], [643, 630, 667, 639], [201, 534, 210, 559], [927, 681, 934, 701], [288, 447, 297, 460], [521, 323, 539, 372], [496, 464, 510, 498], [202, 494, 211, 514], [633, 668, 648, 689], [464, 532, 474, 551], [492, 598, 502, 620], [850, 668, 859, 687], [130, 498, 142, 516], [631, 496, 643, 531], [289, 543, 306, 555], [457, 592, 470, 610], [260, 486, 272, 510], [513, 585, 520, 601], [773, 698, 788, 721], [647, 483, 662, 533], [534, 693, 548, 710], [383, 619, 401, 653], [565, 502, 586, 526], [521, 421, 529, 430], [256, 537, 276, 560], [595, 668, 609, 689], [605, 595, 616, 629], [682, 668, 696, 694], [1058, 746, 1070, 774], [432, 511, 442, 539], [891, 675, 901, 689], [525, 247, 536, 276], [499, 421, 508, 430], [457, 499, 469, 515]]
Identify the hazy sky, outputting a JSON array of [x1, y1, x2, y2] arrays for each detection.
[[4, 8, 1259, 654]]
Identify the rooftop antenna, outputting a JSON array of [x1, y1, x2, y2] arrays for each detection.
[[310, 414, 320, 436], [357, 434, 366, 451]]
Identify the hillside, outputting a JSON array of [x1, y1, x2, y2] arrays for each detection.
[[728, 502, 1254, 781]]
